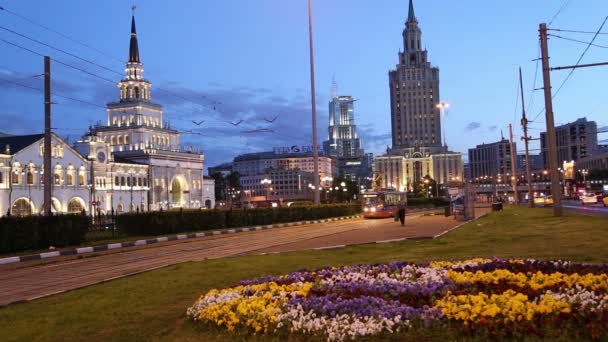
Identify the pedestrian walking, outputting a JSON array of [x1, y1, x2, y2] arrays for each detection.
[[397, 201, 406, 226]]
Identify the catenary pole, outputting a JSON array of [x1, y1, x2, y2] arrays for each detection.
[[519, 67, 534, 208], [43, 56, 52, 216], [508, 124, 519, 204], [539, 23, 563, 216]]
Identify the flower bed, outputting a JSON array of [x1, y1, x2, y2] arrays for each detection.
[[187, 259, 608, 341]]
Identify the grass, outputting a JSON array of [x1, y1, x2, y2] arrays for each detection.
[[1, 206, 607, 341]]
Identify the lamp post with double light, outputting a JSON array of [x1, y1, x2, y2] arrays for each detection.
[[261, 178, 272, 202]]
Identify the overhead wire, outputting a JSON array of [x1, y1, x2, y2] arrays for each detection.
[[548, 34, 608, 49], [0, 5, 125, 63], [531, 16, 608, 123]]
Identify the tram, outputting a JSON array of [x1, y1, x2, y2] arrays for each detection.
[[362, 191, 407, 218]]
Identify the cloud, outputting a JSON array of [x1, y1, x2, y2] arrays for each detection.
[[466, 122, 482, 131], [488, 125, 498, 131]]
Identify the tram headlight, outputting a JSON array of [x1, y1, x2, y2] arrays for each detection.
[[370, 207, 377, 212], [364, 207, 369, 212]]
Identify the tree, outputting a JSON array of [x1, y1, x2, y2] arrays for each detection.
[[210, 172, 226, 201], [414, 175, 437, 198]]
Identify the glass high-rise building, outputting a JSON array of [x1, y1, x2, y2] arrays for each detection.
[[323, 94, 363, 159]]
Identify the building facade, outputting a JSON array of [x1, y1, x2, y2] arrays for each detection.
[[323, 91, 363, 158], [1, 134, 149, 216], [1, 14, 206, 216], [517, 154, 542, 173], [240, 169, 315, 204], [82, 15, 204, 211], [468, 139, 515, 181], [540, 118, 598, 168], [389, 0, 441, 151], [233, 151, 335, 180], [374, 0, 463, 191], [322, 82, 372, 182]]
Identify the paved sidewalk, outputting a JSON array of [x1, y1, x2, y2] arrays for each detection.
[[0, 209, 486, 307]]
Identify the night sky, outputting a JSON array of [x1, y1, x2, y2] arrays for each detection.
[[1, 1, 607, 171]]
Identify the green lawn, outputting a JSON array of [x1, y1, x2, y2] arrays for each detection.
[[1, 206, 607, 342]]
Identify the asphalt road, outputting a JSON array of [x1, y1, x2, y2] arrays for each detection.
[[0, 209, 489, 307], [560, 200, 608, 217]]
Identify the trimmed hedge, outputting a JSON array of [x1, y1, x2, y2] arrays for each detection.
[[0, 215, 89, 254], [115, 204, 361, 236], [407, 197, 449, 208]]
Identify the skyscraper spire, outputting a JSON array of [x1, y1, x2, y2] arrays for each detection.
[[129, 15, 140, 63], [407, 0, 416, 22], [331, 76, 338, 99]]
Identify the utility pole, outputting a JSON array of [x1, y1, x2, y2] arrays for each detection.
[[519, 67, 534, 208], [307, 0, 320, 205], [539, 23, 562, 216], [43, 56, 52, 216], [508, 124, 519, 204]]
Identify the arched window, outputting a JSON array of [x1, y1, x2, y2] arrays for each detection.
[[0, 171, 3, 184], [67, 199, 84, 214], [117, 136, 123, 145], [111, 136, 116, 145], [112, 117, 118, 126], [79, 174, 85, 186], [134, 87, 140, 99], [117, 203, 124, 214], [66, 173, 74, 186], [26, 171, 34, 185], [12, 171, 19, 184], [121, 177, 125, 186], [125, 135, 130, 144], [54, 173, 61, 185], [115, 176, 120, 186], [12, 199, 32, 216]]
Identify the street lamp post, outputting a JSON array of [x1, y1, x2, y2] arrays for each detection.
[[261, 178, 272, 202], [436, 102, 449, 147], [307, 0, 320, 205]]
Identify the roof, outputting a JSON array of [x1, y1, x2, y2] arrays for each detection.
[[113, 155, 148, 166], [407, 0, 416, 22], [129, 15, 140, 63], [0, 134, 45, 155], [234, 151, 327, 162]]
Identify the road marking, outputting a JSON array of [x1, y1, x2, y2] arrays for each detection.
[[376, 238, 406, 244], [313, 245, 346, 250]]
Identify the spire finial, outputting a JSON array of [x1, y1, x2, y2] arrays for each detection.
[[128, 8, 140, 63], [407, 0, 416, 22], [331, 76, 338, 99]]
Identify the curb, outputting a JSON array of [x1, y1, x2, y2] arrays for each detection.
[[0, 215, 362, 266]]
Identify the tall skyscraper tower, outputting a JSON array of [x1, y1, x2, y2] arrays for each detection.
[[389, 0, 441, 151], [323, 81, 363, 159], [375, 0, 463, 189]]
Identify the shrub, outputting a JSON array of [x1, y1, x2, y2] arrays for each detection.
[[407, 197, 449, 208], [0, 214, 89, 254], [115, 204, 360, 237]]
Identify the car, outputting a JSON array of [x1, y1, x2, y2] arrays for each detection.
[[603, 196, 608, 207], [545, 196, 554, 206], [580, 193, 598, 206], [533, 197, 546, 205]]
